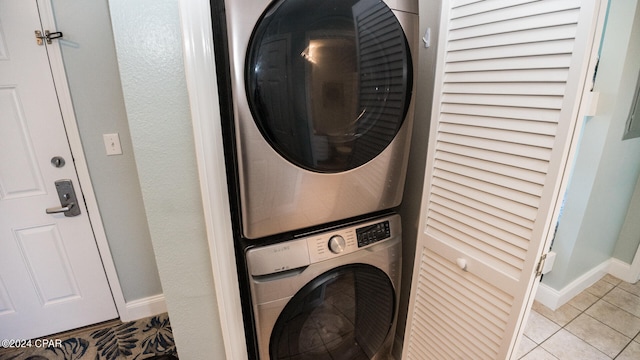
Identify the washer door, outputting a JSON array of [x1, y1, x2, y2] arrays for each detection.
[[270, 264, 395, 359], [246, 0, 413, 173]]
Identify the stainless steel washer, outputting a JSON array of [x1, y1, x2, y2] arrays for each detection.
[[245, 214, 402, 359], [224, 0, 418, 239]]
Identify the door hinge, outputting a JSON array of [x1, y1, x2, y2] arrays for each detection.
[[535, 253, 547, 277], [35, 30, 63, 45]]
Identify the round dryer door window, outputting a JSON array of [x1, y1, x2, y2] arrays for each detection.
[[246, 0, 413, 173], [270, 264, 395, 359]]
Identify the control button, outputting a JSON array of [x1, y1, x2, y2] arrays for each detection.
[[328, 235, 346, 254]]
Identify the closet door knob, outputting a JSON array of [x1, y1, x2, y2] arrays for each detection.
[[456, 258, 468, 271]]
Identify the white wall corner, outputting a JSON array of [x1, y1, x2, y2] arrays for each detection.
[[535, 259, 610, 310], [533, 283, 563, 311], [121, 294, 167, 322], [608, 258, 637, 283]]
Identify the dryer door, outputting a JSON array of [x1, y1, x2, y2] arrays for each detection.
[[246, 0, 413, 173], [270, 264, 395, 359]]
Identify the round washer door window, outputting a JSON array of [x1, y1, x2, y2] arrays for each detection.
[[246, 0, 413, 173], [270, 264, 395, 359]]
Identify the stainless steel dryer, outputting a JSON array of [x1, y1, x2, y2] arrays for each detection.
[[224, 0, 418, 239], [245, 214, 401, 360]]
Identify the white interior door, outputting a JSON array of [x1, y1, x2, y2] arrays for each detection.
[[0, 0, 117, 339], [403, 1, 604, 359]]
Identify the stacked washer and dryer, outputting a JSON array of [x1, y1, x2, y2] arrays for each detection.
[[222, 0, 418, 358]]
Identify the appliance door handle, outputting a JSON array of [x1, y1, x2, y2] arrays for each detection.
[[252, 266, 308, 282]]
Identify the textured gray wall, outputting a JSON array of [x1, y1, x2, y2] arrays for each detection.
[[108, 0, 227, 357]]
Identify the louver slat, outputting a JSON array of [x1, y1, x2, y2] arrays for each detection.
[[445, 68, 570, 83], [435, 158, 544, 196], [436, 151, 546, 185], [447, 39, 575, 63], [450, 9, 580, 41], [433, 168, 541, 208], [441, 103, 561, 123], [450, 0, 535, 19], [439, 123, 555, 149], [432, 177, 538, 221], [440, 114, 558, 136], [442, 93, 564, 109], [450, 1, 581, 30], [430, 192, 533, 241], [446, 55, 573, 74], [448, 25, 578, 51], [437, 141, 549, 176], [432, 184, 536, 229], [438, 132, 553, 161], [443, 81, 567, 96], [451, 0, 482, 9]]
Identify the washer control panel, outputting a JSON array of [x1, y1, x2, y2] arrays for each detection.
[[306, 216, 397, 264], [247, 214, 400, 276], [307, 230, 356, 263]]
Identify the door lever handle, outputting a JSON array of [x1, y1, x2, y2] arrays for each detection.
[[46, 203, 75, 214], [45, 179, 81, 217]]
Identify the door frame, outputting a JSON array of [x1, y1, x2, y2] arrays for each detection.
[[37, 0, 126, 318], [179, 0, 248, 359]]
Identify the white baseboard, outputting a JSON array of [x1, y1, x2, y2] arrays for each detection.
[[120, 294, 167, 322], [535, 283, 562, 311], [608, 258, 637, 283], [535, 260, 610, 310]]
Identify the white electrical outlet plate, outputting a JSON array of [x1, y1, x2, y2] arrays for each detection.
[[103, 133, 122, 155]]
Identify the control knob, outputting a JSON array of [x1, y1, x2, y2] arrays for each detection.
[[328, 235, 346, 254]]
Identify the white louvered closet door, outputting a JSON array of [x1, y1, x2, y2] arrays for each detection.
[[403, 1, 604, 359]]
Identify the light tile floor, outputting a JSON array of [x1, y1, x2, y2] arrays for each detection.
[[517, 274, 640, 359]]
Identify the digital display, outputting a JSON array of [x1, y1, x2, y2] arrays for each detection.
[[356, 221, 390, 247]]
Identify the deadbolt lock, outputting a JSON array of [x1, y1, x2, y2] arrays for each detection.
[[51, 156, 66, 168]]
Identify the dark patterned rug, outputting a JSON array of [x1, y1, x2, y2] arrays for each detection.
[[0, 313, 178, 360]]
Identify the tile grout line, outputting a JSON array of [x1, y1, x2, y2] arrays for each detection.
[[522, 287, 601, 359], [607, 282, 640, 359], [583, 282, 627, 359], [562, 280, 637, 359], [521, 277, 640, 359], [599, 278, 640, 359]]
